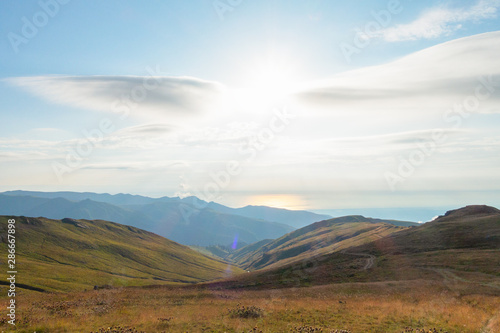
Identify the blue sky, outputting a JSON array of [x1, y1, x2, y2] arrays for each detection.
[[1, 0, 500, 212]]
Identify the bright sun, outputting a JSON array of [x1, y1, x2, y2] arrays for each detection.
[[230, 55, 302, 112]]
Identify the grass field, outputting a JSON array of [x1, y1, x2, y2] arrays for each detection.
[[0, 216, 242, 292], [1, 208, 498, 332], [0, 279, 498, 332]]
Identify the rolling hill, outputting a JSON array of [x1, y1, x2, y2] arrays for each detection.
[[0, 215, 243, 292], [212, 205, 500, 290], [227, 215, 409, 270], [351, 205, 500, 254]]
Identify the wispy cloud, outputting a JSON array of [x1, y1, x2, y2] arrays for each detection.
[[114, 124, 175, 137], [369, 0, 500, 42], [325, 129, 466, 146], [6, 75, 226, 119], [79, 160, 189, 170], [296, 31, 500, 115], [0, 151, 51, 162]]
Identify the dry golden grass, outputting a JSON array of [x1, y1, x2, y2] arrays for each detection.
[[1, 279, 499, 333]]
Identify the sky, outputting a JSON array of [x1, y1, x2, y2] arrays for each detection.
[[1, 0, 500, 212]]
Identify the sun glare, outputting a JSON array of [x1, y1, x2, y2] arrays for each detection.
[[248, 194, 305, 210], [229, 54, 302, 112]]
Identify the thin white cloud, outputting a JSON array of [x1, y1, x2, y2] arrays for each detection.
[[6, 75, 226, 119], [370, 0, 500, 42], [80, 161, 188, 171], [170, 122, 262, 147], [270, 129, 468, 163], [114, 124, 175, 137], [0, 150, 53, 162], [296, 31, 500, 115], [99, 123, 255, 150], [325, 129, 466, 146], [0, 138, 60, 149]]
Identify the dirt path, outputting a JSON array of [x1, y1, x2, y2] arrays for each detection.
[[424, 267, 500, 290], [481, 311, 500, 333], [423, 267, 500, 332], [341, 250, 376, 270]]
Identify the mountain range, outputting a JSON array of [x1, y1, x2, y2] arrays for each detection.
[[0, 190, 334, 246]]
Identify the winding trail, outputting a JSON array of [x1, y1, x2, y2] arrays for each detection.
[[481, 311, 500, 333], [420, 267, 500, 333], [422, 267, 500, 290], [340, 250, 376, 270]]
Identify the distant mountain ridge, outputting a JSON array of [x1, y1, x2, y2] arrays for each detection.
[[3, 190, 331, 227], [2, 190, 171, 206], [206, 202, 332, 228], [0, 194, 295, 246], [0, 194, 158, 230], [0, 191, 298, 246], [0, 191, 424, 248]]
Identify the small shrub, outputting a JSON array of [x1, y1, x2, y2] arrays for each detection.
[[290, 327, 351, 333], [290, 325, 324, 332], [227, 304, 264, 318], [401, 328, 448, 333], [157, 317, 173, 323], [248, 327, 264, 332], [91, 326, 145, 333]]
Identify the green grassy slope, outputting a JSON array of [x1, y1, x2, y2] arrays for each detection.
[[0, 216, 243, 292], [188, 243, 248, 260], [228, 216, 406, 270], [213, 206, 500, 290], [353, 205, 500, 255], [228, 239, 274, 264]]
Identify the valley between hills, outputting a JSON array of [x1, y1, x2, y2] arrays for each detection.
[[0, 192, 499, 332]]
